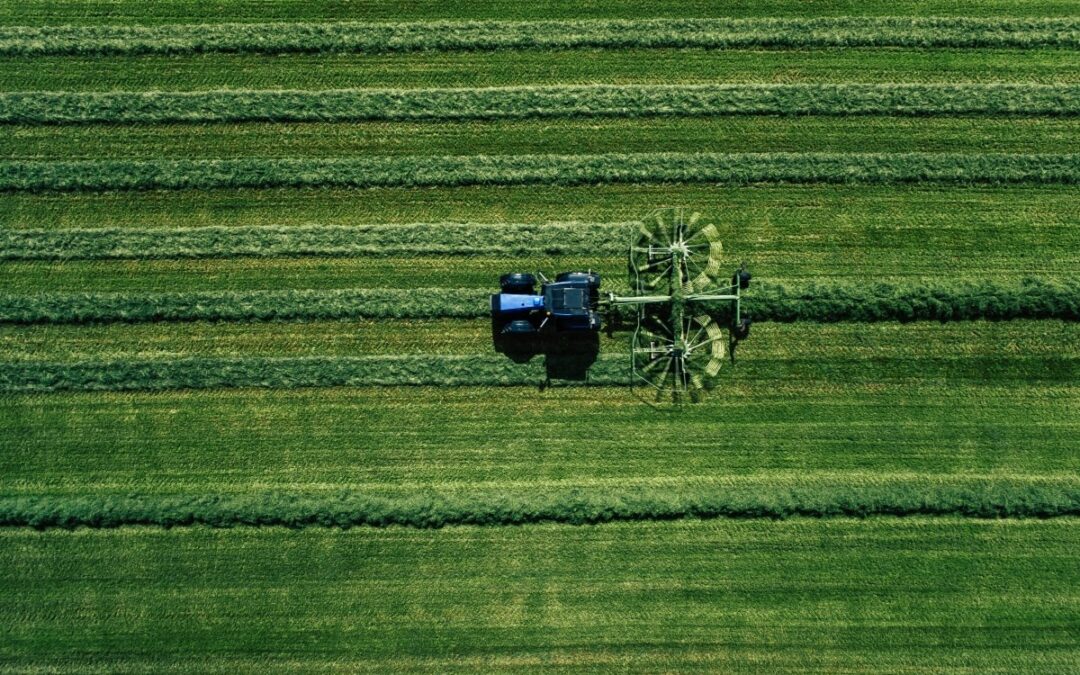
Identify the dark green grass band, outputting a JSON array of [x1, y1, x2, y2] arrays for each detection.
[[1, 481, 1076, 528], [1, 280, 1074, 325], [5, 84, 1079, 124], [2, 17, 1077, 56], [0, 355, 631, 393], [2, 153, 1077, 192], [0, 222, 631, 260]]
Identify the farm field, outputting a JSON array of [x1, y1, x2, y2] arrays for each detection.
[[1, 0, 1078, 672]]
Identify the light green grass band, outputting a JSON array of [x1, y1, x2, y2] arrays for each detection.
[[2, 153, 1077, 192], [0, 355, 631, 393], [1, 17, 1077, 56], [4, 84, 1078, 124], [0, 222, 632, 260], [1, 479, 1076, 528]]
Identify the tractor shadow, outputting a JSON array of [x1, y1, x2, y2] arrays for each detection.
[[491, 317, 600, 383]]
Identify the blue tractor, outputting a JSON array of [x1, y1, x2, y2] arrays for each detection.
[[491, 271, 602, 335]]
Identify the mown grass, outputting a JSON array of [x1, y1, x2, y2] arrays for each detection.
[[1, 279, 1075, 325], [4, 479, 1078, 529], [2, 0, 1076, 23], [0, 318, 1072, 362], [2, 320, 1076, 491], [7, 84, 1077, 124], [3, 153, 1077, 193], [5, 118, 1080, 160], [5, 49, 1077, 92], [0, 222, 630, 260], [2, 183, 1070, 233], [5, 18, 1077, 57], [2, 520, 1076, 671]]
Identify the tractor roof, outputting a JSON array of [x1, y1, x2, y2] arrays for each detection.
[[544, 281, 590, 316]]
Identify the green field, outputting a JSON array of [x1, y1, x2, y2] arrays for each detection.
[[1, 0, 1078, 671]]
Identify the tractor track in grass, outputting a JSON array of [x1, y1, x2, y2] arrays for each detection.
[[1, 478, 1077, 529], [5, 84, 1080, 124], [2, 279, 1075, 325], [2, 153, 1078, 192], [2, 17, 1077, 57]]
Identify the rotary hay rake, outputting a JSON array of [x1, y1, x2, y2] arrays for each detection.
[[604, 207, 750, 403]]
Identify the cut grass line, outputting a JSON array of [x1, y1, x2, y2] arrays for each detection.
[[5, 84, 1079, 124], [2, 280, 1075, 325], [1, 479, 1076, 529], [3, 153, 1078, 192], [0, 288, 491, 324], [0, 355, 631, 393], [6, 50, 1075, 93], [2, 18, 1078, 56], [0, 222, 631, 260]]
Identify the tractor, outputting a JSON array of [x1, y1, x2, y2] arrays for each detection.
[[491, 271, 602, 335]]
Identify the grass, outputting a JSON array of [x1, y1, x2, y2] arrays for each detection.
[[7, 84, 1079, 124], [3, 0, 1079, 668], [5, 118, 1080, 160], [0, 222, 631, 260], [4, 479, 1078, 529], [4, 18, 1077, 57], [3, 153, 1078, 193], [5, 49, 1078, 92], [2, 319, 1076, 492], [2, 0, 1078, 23], [1, 279, 1076, 325], [1, 520, 1076, 671]]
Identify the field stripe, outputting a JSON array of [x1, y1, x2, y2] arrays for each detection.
[[0, 355, 632, 393], [2, 153, 1078, 192], [0, 288, 492, 323], [2, 280, 1075, 325], [5, 84, 1079, 124], [1, 479, 1076, 528], [1, 17, 1077, 56], [0, 222, 631, 260], [0, 353, 1075, 394]]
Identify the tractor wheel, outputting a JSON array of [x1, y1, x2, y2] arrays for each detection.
[[500, 273, 536, 294], [555, 271, 601, 289], [733, 317, 752, 340], [503, 319, 537, 335]]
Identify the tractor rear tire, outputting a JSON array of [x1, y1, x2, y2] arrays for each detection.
[[500, 273, 536, 294]]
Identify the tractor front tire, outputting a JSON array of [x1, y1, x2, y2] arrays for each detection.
[[503, 320, 537, 336]]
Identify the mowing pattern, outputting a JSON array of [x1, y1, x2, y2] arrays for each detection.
[[3, 153, 1077, 191], [1, 279, 1075, 325], [5, 84, 1080, 123], [2, 17, 1077, 56], [3, 479, 1077, 529], [2, 2, 1079, 669]]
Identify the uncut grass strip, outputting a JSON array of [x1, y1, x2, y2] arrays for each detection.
[[0, 355, 632, 393], [5, 84, 1080, 125], [0, 222, 632, 260], [1, 480, 1076, 529], [3, 153, 1078, 193], [0, 288, 491, 324], [2, 17, 1078, 57]]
